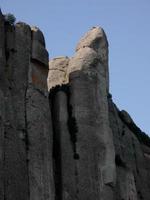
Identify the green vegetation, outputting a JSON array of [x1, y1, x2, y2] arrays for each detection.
[[5, 13, 16, 25]]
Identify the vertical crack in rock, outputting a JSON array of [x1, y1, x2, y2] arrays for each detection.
[[49, 84, 80, 200], [26, 26, 54, 200], [24, 85, 30, 199], [1, 14, 55, 199], [67, 86, 79, 160], [49, 86, 63, 200], [0, 10, 150, 199], [67, 86, 79, 199], [132, 138, 139, 175]]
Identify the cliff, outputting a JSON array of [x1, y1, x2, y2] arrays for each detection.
[[0, 11, 150, 200], [0, 12, 54, 200]]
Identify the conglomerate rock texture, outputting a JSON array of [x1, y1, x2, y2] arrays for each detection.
[[0, 11, 150, 200]]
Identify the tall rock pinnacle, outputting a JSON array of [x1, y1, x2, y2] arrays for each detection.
[[75, 27, 109, 91], [0, 11, 150, 200], [48, 26, 115, 200], [48, 27, 150, 200]]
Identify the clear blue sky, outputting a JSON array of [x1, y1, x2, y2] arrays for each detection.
[[1, 0, 150, 135]]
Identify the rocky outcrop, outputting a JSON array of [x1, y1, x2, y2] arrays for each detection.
[[108, 101, 150, 200], [0, 12, 54, 200], [48, 56, 69, 90], [48, 27, 116, 200], [48, 27, 150, 200], [0, 11, 150, 200]]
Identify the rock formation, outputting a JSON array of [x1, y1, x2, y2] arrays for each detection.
[[0, 12, 54, 200], [0, 11, 150, 200]]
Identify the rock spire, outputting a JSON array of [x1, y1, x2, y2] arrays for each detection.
[[0, 11, 150, 200]]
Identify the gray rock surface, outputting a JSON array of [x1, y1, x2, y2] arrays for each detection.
[[0, 12, 54, 200], [48, 27, 150, 200], [31, 26, 49, 67], [108, 100, 150, 200], [76, 27, 109, 92], [0, 10, 150, 200], [0, 13, 5, 200], [48, 57, 69, 90]]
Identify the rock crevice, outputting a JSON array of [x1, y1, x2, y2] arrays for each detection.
[[0, 11, 150, 200], [0, 12, 54, 200]]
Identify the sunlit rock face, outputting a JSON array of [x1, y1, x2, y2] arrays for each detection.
[[48, 56, 69, 90], [48, 26, 150, 200], [0, 10, 150, 200]]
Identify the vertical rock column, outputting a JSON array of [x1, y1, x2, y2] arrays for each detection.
[[4, 22, 31, 200], [48, 57, 77, 200], [48, 27, 116, 200], [67, 27, 116, 200], [0, 11, 6, 199], [0, 13, 54, 199], [27, 27, 54, 200]]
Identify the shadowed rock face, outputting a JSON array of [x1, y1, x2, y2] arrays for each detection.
[[0, 12, 54, 200], [0, 11, 150, 200]]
